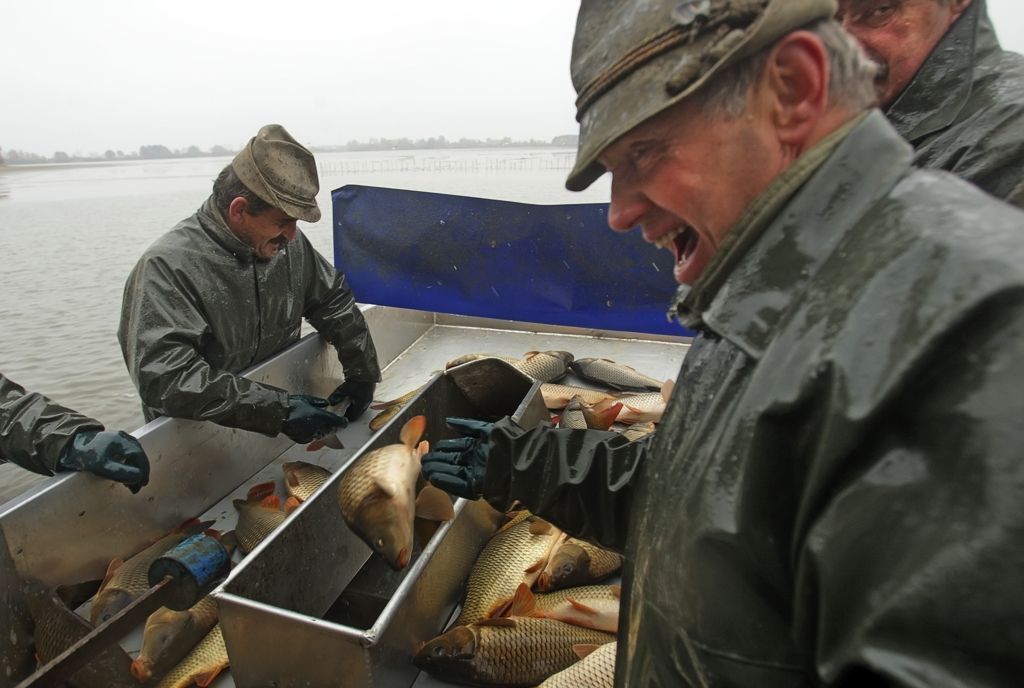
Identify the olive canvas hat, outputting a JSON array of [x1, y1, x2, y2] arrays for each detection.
[[232, 124, 321, 223], [566, 0, 837, 191]]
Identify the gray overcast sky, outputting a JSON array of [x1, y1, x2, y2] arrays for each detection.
[[2, 0, 1022, 155]]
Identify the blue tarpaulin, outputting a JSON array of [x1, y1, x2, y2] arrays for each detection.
[[332, 185, 683, 336]]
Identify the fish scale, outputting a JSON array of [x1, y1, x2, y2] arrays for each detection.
[[233, 498, 286, 554], [541, 384, 616, 410], [154, 624, 229, 688], [283, 461, 331, 501], [435, 618, 614, 686], [539, 640, 617, 688], [510, 351, 573, 382], [453, 511, 563, 627], [571, 357, 663, 391]]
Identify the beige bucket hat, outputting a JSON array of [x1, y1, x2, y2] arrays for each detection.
[[567, 0, 837, 191], [232, 124, 321, 222]]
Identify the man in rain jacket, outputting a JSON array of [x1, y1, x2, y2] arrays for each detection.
[[0, 373, 149, 492], [838, 0, 1024, 206], [421, 0, 1024, 685], [118, 125, 380, 445]]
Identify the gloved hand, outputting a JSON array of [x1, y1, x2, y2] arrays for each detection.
[[420, 417, 494, 500], [58, 430, 150, 494], [281, 394, 348, 444], [328, 379, 377, 422]]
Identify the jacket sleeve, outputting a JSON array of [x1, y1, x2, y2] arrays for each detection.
[[799, 294, 1024, 686], [0, 373, 103, 475], [481, 418, 650, 553], [118, 256, 289, 435], [300, 235, 382, 383]]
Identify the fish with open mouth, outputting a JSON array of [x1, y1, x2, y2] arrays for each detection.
[[337, 415, 454, 570]]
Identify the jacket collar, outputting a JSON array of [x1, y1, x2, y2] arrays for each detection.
[[886, 0, 995, 143], [196, 195, 258, 263], [680, 111, 914, 359]]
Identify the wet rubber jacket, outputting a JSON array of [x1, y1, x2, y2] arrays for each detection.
[[0, 373, 102, 475], [118, 197, 380, 435], [886, 0, 1024, 207], [481, 112, 1024, 686]]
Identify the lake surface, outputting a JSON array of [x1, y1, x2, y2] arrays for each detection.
[[0, 149, 611, 503]]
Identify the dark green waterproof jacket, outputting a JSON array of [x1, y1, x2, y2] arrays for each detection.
[[0, 373, 102, 475], [482, 112, 1024, 687], [887, 0, 1024, 207], [118, 197, 380, 435]]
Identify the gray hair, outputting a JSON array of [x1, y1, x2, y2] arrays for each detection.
[[213, 164, 273, 216], [699, 19, 878, 118]]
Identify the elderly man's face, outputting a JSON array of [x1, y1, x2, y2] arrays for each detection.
[[599, 99, 783, 286], [837, 0, 970, 108], [231, 202, 299, 261]]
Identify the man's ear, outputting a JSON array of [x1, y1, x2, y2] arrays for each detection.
[[762, 31, 830, 151], [227, 196, 248, 224]]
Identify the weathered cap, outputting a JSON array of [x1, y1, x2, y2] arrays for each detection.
[[567, 0, 837, 191], [231, 124, 321, 222]]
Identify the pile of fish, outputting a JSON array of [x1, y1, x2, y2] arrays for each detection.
[[414, 510, 624, 687], [18, 458, 337, 688], [362, 350, 672, 444]]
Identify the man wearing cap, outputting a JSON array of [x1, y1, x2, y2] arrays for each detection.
[[838, 0, 1024, 206], [420, 0, 1024, 685], [118, 124, 380, 445], [1, 372, 150, 492]]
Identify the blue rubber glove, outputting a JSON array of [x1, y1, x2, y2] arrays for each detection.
[[420, 417, 494, 499], [58, 430, 150, 493], [328, 379, 377, 422], [281, 394, 348, 444]]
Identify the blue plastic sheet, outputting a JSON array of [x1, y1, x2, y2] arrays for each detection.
[[332, 185, 683, 336]]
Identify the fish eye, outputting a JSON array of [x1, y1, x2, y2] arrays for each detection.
[[375, 537, 385, 549], [432, 646, 446, 657]]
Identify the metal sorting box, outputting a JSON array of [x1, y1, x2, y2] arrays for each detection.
[[214, 359, 550, 688]]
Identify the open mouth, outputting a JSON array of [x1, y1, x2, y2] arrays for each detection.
[[654, 226, 698, 266]]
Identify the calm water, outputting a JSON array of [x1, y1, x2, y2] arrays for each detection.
[[0, 149, 610, 502]]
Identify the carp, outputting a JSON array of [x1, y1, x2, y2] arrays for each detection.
[[414, 617, 614, 687], [89, 519, 212, 625], [337, 415, 454, 570], [537, 537, 624, 592], [558, 395, 622, 430], [154, 623, 229, 688], [620, 421, 656, 442], [570, 357, 664, 391], [504, 582, 620, 633], [454, 511, 564, 627], [601, 380, 675, 424], [24, 580, 136, 688], [131, 595, 219, 682], [541, 384, 616, 410], [447, 351, 574, 383], [283, 460, 331, 502], [233, 483, 287, 555], [539, 641, 617, 688]]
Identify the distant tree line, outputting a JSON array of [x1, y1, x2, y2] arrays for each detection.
[[0, 144, 237, 165], [0, 134, 579, 165]]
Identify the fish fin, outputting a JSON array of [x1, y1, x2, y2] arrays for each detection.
[[524, 557, 547, 575], [566, 597, 599, 614], [416, 440, 430, 460], [283, 496, 302, 514], [661, 379, 675, 401], [259, 494, 282, 510], [475, 617, 517, 628], [508, 583, 537, 617], [535, 571, 552, 592], [98, 558, 124, 592], [194, 662, 229, 687], [399, 415, 427, 449], [246, 482, 277, 501], [610, 584, 621, 599], [285, 471, 301, 488], [585, 402, 622, 430], [483, 598, 514, 619], [414, 485, 455, 522], [573, 644, 601, 660], [528, 518, 554, 536], [220, 531, 239, 556], [494, 510, 527, 535], [306, 439, 327, 451]]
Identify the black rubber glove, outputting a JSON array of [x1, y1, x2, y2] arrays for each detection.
[[327, 379, 377, 422], [420, 417, 494, 499], [281, 394, 348, 444], [57, 430, 150, 494]]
